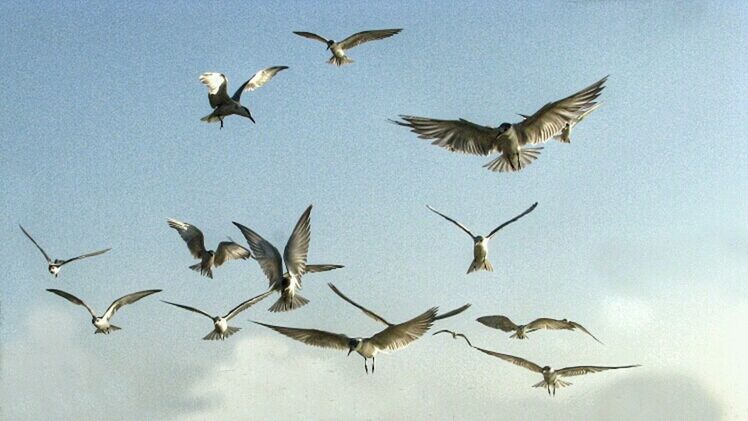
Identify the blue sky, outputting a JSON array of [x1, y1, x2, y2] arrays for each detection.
[[1, 1, 746, 420]]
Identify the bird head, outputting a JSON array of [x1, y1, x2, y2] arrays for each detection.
[[498, 123, 511, 133], [326, 40, 334, 50], [347, 338, 361, 356], [49, 265, 60, 276], [542, 366, 552, 373], [242, 106, 256, 124]]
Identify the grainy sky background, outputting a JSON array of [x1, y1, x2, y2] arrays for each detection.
[[1, 1, 746, 420]]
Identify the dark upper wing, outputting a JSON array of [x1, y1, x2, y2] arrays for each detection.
[[253, 321, 350, 350], [232, 66, 289, 101], [472, 346, 543, 373], [47, 289, 96, 318], [569, 321, 604, 344], [283, 205, 312, 276], [327, 283, 391, 326], [369, 307, 437, 352], [19, 225, 52, 262], [293, 31, 330, 44], [557, 365, 640, 377], [518, 76, 607, 145], [426, 205, 476, 239], [161, 300, 214, 320], [60, 248, 111, 266], [167, 219, 207, 259], [393, 115, 501, 156], [486, 202, 538, 239], [434, 303, 471, 321], [103, 289, 161, 321], [304, 264, 344, 273], [524, 317, 570, 332], [214, 241, 251, 267], [476, 315, 520, 332], [232, 221, 283, 287], [199, 72, 230, 108], [338, 29, 402, 50], [224, 289, 274, 320]]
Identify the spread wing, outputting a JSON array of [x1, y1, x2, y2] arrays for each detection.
[[167, 219, 207, 259], [369, 307, 437, 352], [487, 202, 538, 239], [524, 317, 571, 332], [476, 315, 520, 333], [304, 264, 344, 273], [426, 205, 477, 239], [19, 225, 51, 262], [569, 321, 604, 344], [393, 115, 501, 156], [253, 322, 350, 350], [338, 29, 402, 50], [327, 283, 391, 326], [199, 72, 230, 108], [434, 303, 471, 321], [557, 365, 640, 378], [60, 248, 111, 266], [232, 222, 283, 288], [161, 300, 214, 320], [517, 76, 607, 145], [472, 346, 543, 373], [293, 31, 330, 45], [102, 289, 161, 321], [283, 205, 312, 276], [232, 66, 289, 100], [432, 330, 473, 347], [214, 240, 251, 267], [224, 289, 274, 320], [47, 289, 96, 318]]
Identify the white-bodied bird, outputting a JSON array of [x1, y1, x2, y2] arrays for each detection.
[[167, 218, 251, 279], [20, 224, 110, 277], [293, 29, 402, 66], [476, 315, 603, 344]]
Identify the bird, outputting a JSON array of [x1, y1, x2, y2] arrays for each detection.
[[20, 224, 111, 277], [233, 205, 343, 312], [167, 218, 251, 279], [161, 289, 273, 340], [476, 315, 603, 344], [199, 66, 288, 128], [47, 288, 161, 334], [392, 76, 607, 172], [426, 203, 538, 273], [293, 29, 402, 66], [520, 102, 602, 143], [471, 346, 639, 396], [432, 329, 473, 347]]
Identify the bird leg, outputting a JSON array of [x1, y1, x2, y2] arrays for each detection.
[[364, 357, 369, 374], [219, 117, 224, 129], [372, 357, 375, 373]]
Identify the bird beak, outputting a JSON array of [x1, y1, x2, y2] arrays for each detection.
[[347, 349, 353, 356]]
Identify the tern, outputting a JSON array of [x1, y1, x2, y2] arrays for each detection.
[[293, 29, 402, 66], [167, 218, 250, 279], [20, 225, 110, 277], [233, 205, 343, 312], [432, 330, 473, 347], [47, 288, 161, 334], [426, 203, 538, 273], [476, 315, 603, 344], [199, 66, 287, 128], [471, 346, 639, 396], [161, 289, 273, 340], [392, 76, 607, 172]]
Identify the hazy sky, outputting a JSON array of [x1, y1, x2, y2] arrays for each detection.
[[1, 1, 746, 420]]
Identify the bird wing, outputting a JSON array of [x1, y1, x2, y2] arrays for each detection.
[[517, 76, 607, 145], [232, 66, 288, 100], [327, 283, 392, 326], [161, 300, 214, 320], [199, 72, 230, 108], [60, 248, 111, 266], [434, 303, 471, 321], [304, 264, 344, 273], [253, 321, 350, 350], [337, 28, 402, 50], [393, 115, 501, 156], [232, 222, 284, 288], [571, 102, 602, 128], [426, 205, 477, 239], [224, 289, 274, 320], [557, 365, 640, 378], [524, 318, 570, 332], [569, 321, 604, 344], [102, 289, 161, 321], [472, 346, 543, 373], [214, 241, 251, 267], [292, 31, 330, 45], [487, 202, 538, 239], [167, 219, 207, 259], [46, 289, 96, 318], [476, 315, 520, 332], [432, 330, 473, 347], [369, 307, 437, 352], [283, 205, 312, 276], [19, 225, 52, 262]]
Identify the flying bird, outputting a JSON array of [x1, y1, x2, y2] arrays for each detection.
[[161, 289, 273, 340], [233, 205, 343, 312], [293, 29, 402, 66], [432, 330, 473, 347], [20, 224, 110, 277], [476, 315, 603, 344], [426, 203, 538, 273], [392, 76, 607, 172], [167, 219, 250, 279], [199, 66, 288, 128], [471, 346, 638, 396], [47, 288, 161, 334]]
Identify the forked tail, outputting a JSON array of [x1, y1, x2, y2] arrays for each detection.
[[203, 326, 241, 341], [483, 147, 543, 172], [268, 292, 309, 312], [94, 325, 121, 334], [328, 55, 354, 66], [189, 262, 213, 279], [467, 259, 493, 274]]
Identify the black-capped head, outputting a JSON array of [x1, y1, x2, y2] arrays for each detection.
[[498, 123, 511, 133], [243, 106, 255, 124], [347, 338, 361, 356], [326, 40, 334, 50], [542, 366, 551, 373]]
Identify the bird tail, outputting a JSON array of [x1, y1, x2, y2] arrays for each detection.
[[532, 379, 548, 388], [189, 262, 213, 279], [203, 326, 241, 341], [483, 147, 543, 172], [328, 55, 354, 66], [94, 325, 121, 334], [268, 292, 309, 312], [200, 114, 221, 123], [467, 258, 493, 274], [509, 331, 528, 339]]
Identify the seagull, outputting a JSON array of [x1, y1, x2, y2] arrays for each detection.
[[161, 289, 273, 340], [520, 102, 602, 143], [476, 315, 603, 344], [167, 219, 251, 279], [392, 76, 607, 172], [233, 205, 343, 312], [199, 66, 288, 128], [47, 288, 161, 334], [20, 225, 110, 277], [293, 29, 402, 66], [426, 203, 538, 273], [432, 330, 473, 347], [471, 346, 639, 396]]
